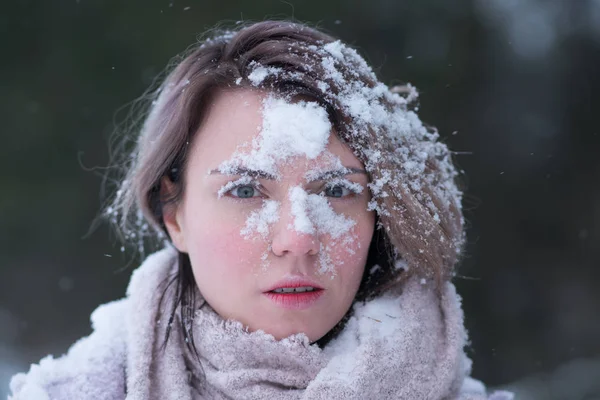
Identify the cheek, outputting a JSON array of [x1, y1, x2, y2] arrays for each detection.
[[323, 213, 374, 278], [184, 210, 269, 281]]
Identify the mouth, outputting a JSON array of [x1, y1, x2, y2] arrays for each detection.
[[263, 280, 325, 310], [269, 286, 321, 294]]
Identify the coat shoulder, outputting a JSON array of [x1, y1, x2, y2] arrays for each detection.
[[9, 299, 129, 400]]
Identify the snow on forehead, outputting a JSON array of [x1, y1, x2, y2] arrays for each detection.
[[261, 95, 331, 160], [220, 95, 331, 176]]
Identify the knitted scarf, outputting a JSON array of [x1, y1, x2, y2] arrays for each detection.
[[126, 249, 509, 400]]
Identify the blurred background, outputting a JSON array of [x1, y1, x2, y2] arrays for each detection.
[[1, 0, 599, 398]]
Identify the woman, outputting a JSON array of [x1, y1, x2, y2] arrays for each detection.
[[9, 21, 513, 399]]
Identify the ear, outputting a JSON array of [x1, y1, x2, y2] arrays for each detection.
[[160, 176, 188, 252]]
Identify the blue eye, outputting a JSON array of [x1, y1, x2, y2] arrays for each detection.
[[324, 185, 351, 198], [229, 184, 260, 199]]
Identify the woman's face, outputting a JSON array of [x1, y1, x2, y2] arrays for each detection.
[[164, 89, 375, 342]]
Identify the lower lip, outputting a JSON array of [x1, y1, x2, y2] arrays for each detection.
[[263, 290, 324, 310]]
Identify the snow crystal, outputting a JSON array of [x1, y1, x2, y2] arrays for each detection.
[[305, 193, 356, 240], [316, 80, 329, 93], [323, 41, 346, 60], [259, 97, 330, 160], [288, 186, 356, 239], [240, 200, 280, 239], [369, 264, 381, 274], [260, 248, 270, 271], [289, 186, 315, 235], [318, 244, 336, 275], [321, 56, 343, 84], [303, 154, 346, 182], [394, 260, 409, 271], [247, 64, 282, 86], [328, 178, 364, 194], [368, 169, 391, 196], [218, 95, 331, 177], [286, 185, 358, 274]]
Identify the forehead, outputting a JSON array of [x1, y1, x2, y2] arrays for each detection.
[[189, 89, 362, 174]]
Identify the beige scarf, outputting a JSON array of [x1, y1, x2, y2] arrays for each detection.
[[124, 248, 510, 400]]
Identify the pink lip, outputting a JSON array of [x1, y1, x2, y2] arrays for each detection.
[[264, 277, 324, 293], [263, 277, 325, 310], [263, 290, 324, 310]]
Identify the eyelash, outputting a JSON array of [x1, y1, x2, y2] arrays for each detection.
[[323, 178, 364, 197], [222, 179, 363, 200], [227, 182, 265, 200]]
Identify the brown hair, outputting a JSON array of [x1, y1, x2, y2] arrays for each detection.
[[106, 20, 464, 350]]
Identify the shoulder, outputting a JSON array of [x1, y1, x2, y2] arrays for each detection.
[[8, 247, 179, 400], [9, 299, 129, 400]]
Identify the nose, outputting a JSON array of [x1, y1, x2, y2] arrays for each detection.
[[270, 201, 320, 257]]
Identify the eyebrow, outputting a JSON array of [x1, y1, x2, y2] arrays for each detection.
[[209, 167, 278, 180], [208, 166, 367, 181], [307, 167, 367, 182]]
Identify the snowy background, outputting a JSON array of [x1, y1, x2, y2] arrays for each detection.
[[1, 0, 599, 399]]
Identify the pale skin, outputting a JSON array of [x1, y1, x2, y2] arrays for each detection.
[[163, 89, 375, 342]]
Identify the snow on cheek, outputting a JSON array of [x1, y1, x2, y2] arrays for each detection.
[[306, 193, 356, 240], [240, 200, 280, 271], [240, 200, 280, 239], [288, 186, 357, 275], [308, 194, 358, 276]]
